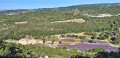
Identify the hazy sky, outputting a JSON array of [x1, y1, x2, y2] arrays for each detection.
[[0, 0, 120, 10]]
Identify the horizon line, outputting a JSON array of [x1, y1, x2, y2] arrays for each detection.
[[1, 2, 120, 11]]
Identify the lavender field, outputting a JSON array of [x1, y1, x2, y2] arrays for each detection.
[[61, 39, 75, 42], [59, 43, 118, 52], [81, 40, 107, 43]]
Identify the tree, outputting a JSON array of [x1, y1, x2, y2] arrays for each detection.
[[63, 46, 67, 49], [52, 40, 55, 44], [43, 39, 45, 43], [79, 36, 86, 39], [97, 36, 105, 40], [93, 48, 105, 52], [0, 38, 3, 43], [89, 49, 93, 52], [88, 40, 95, 43], [91, 33, 97, 39], [59, 41, 62, 44], [61, 35, 65, 37], [91, 36, 96, 39]]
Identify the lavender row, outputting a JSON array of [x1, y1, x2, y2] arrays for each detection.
[[81, 40, 107, 43], [59, 43, 118, 52], [61, 39, 75, 42]]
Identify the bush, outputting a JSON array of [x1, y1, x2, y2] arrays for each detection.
[[91, 36, 95, 39], [88, 40, 95, 43], [91, 33, 97, 39], [35, 36, 40, 39], [79, 36, 86, 39], [110, 36, 117, 41], [93, 48, 105, 52], [43, 39, 45, 43], [52, 40, 55, 44], [89, 49, 93, 52], [63, 46, 67, 49], [59, 41, 62, 44], [97, 36, 105, 40], [61, 35, 65, 37], [67, 35, 78, 38], [89, 48, 105, 52]]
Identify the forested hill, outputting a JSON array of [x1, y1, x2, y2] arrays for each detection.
[[59, 3, 120, 8], [0, 3, 120, 15], [0, 3, 120, 40]]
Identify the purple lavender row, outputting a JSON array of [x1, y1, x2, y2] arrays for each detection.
[[81, 40, 107, 43], [59, 43, 118, 52], [61, 39, 75, 42]]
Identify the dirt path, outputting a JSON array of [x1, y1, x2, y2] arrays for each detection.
[[105, 39, 119, 47]]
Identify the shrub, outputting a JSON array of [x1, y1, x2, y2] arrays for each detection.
[[79, 36, 86, 39], [93, 48, 105, 52], [91, 33, 97, 39], [52, 40, 55, 44], [43, 39, 45, 43], [59, 41, 62, 44], [35, 36, 40, 39], [91, 36, 95, 39], [89, 49, 93, 52], [110, 36, 117, 41], [63, 46, 67, 49], [97, 36, 105, 40], [88, 40, 95, 43], [67, 35, 78, 38], [61, 35, 65, 37]]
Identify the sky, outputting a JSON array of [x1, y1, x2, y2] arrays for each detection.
[[0, 0, 120, 10]]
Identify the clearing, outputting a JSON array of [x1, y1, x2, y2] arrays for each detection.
[[15, 21, 28, 24], [51, 19, 85, 23]]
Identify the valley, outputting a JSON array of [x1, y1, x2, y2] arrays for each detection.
[[0, 3, 120, 58]]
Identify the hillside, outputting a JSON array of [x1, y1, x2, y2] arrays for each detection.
[[0, 3, 120, 37]]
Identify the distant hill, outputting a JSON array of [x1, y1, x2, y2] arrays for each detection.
[[0, 3, 120, 15], [33, 3, 120, 11], [59, 3, 120, 8]]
